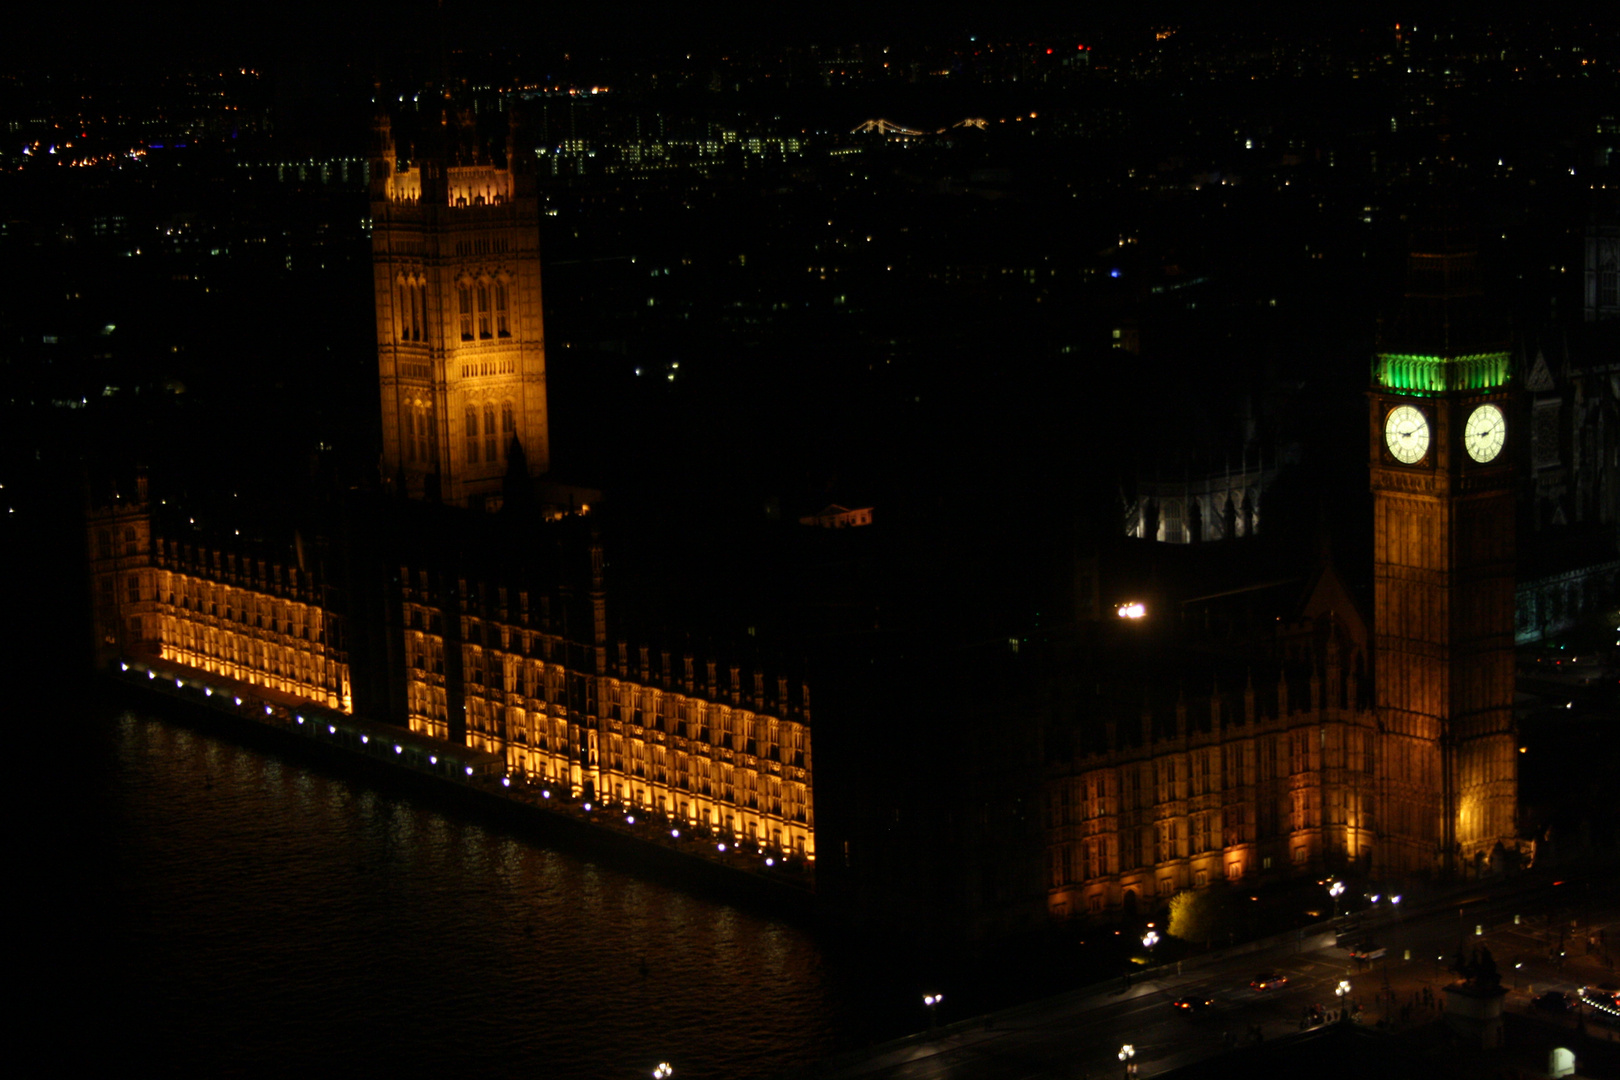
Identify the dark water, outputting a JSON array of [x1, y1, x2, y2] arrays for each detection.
[[44, 702, 870, 1080]]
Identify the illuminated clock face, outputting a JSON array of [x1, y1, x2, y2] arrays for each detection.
[[1464, 403, 1506, 463], [1384, 404, 1430, 464]]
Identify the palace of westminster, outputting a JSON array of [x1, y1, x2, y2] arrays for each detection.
[[84, 105, 1614, 941]]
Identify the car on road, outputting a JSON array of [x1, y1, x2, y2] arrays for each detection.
[[1534, 991, 1576, 1014], [1172, 996, 1215, 1012], [1347, 942, 1387, 962], [1250, 972, 1289, 991]]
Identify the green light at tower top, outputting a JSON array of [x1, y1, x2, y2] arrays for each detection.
[[1374, 351, 1512, 395]]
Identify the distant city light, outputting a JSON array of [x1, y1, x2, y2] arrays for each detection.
[[1116, 602, 1146, 619]]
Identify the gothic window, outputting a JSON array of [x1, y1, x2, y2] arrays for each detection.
[[476, 281, 492, 339], [126, 573, 140, 603], [495, 280, 510, 337], [501, 401, 515, 456], [123, 525, 138, 555], [466, 406, 479, 464], [405, 401, 418, 462], [398, 282, 410, 340], [416, 282, 428, 340], [98, 529, 112, 560], [484, 404, 497, 462], [458, 283, 474, 341]]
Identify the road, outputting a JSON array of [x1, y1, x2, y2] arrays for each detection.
[[791, 869, 1619, 1080]]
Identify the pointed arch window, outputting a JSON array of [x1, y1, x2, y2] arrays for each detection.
[[465, 406, 480, 464], [494, 280, 510, 337], [458, 283, 474, 341], [405, 399, 418, 462], [501, 401, 515, 459], [476, 281, 492, 339], [484, 403, 497, 462]]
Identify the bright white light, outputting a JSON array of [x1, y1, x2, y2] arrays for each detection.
[[1370, 893, 1380, 903], [234, 697, 242, 706], [121, 663, 129, 672], [1329, 880, 1345, 898], [1118, 1045, 1135, 1061], [503, 777, 511, 787], [361, 735, 369, 743], [627, 815, 635, 824], [1116, 602, 1146, 619], [584, 802, 593, 811], [466, 767, 475, 776], [430, 756, 437, 765], [542, 789, 550, 798], [766, 857, 775, 866], [264, 705, 272, 715], [671, 829, 680, 838], [148, 671, 155, 680], [718, 843, 727, 852], [205, 688, 213, 696], [175, 678, 183, 688], [328, 725, 336, 734]]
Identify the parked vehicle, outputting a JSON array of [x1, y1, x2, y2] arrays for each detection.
[[1251, 972, 1289, 991]]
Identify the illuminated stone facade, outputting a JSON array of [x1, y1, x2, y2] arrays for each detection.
[[88, 490, 351, 714], [371, 111, 550, 508], [1045, 571, 1381, 918], [400, 561, 815, 859]]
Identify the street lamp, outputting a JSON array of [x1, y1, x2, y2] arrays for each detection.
[[1336, 979, 1352, 1020], [1118, 1044, 1137, 1077], [1328, 880, 1345, 918], [924, 992, 944, 1028], [1142, 929, 1160, 952], [653, 1064, 673, 1079]]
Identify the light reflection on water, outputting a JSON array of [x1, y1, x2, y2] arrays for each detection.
[[97, 708, 847, 1079]]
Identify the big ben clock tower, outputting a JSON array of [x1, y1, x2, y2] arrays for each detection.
[[1370, 217, 1518, 879]]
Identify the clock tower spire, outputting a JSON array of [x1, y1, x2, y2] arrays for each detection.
[[1370, 212, 1518, 880]]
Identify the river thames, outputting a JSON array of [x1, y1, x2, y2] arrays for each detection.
[[39, 699, 909, 1079]]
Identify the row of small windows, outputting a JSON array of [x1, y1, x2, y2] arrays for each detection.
[[467, 401, 516, 464], [97, 525, 140, 559]]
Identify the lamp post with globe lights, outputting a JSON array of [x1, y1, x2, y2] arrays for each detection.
[[1328, 880, 1345, 919], [924, 993, 944, 1029], [1142, 928, 1160, 960], [1118, 1043, 1137, 1078], [653, 1065, 673, 1080]]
